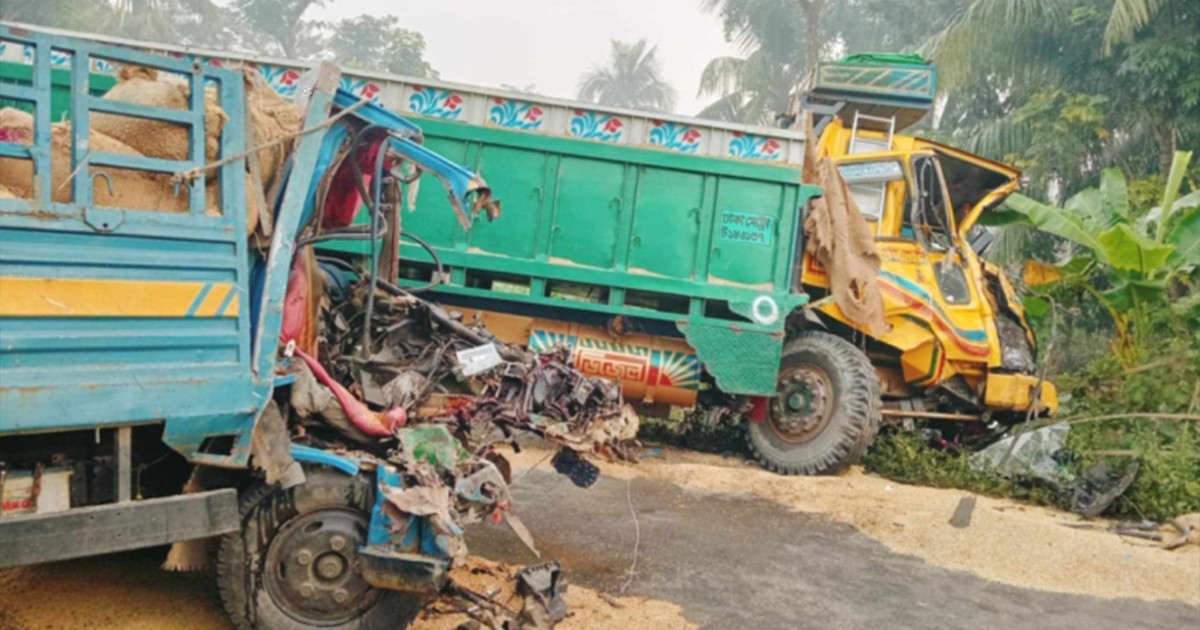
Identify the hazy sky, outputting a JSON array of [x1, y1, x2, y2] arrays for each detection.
[[307, 0, 742, 116]]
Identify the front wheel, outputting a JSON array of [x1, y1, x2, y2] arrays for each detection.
[[216, 468, 425, 630], [747, 331, 881, 475]]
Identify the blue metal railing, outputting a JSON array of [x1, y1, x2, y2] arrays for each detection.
[[0, 24, 245, 227]]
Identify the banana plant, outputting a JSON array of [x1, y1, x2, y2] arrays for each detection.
[[996, 151, 1197, 362]]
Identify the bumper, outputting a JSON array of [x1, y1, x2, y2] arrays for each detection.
[[985, 372, 1058, 414], [0, 489, 238, 568]]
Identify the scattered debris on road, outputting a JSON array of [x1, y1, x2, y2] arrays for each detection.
[[1115, 513, 1200, 550], [949, 496, 976, 528], [969, 421, 1140, 517]]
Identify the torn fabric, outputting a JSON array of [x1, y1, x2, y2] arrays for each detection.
[[802, 112, 889, 336]]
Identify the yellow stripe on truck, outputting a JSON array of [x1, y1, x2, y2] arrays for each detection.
[[0, 277, 239, 318]]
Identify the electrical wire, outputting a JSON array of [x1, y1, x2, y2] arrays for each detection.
[[397, 230, 444, 294]]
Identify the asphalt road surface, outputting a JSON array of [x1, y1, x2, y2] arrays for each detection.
[[466, 469, 1200, 630]]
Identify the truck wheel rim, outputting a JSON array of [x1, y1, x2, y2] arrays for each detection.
[[768, 364, 834, 444], [263, 507, 379, 624]]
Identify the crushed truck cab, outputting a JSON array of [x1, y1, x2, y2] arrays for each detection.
[[803, 122, 1058, 417]]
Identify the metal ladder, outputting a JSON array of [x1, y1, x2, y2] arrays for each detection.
[[848, 111, 897, 154]]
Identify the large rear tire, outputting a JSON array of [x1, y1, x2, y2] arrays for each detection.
[[216, 468, 425, 630], [747, 331, 881, 475]]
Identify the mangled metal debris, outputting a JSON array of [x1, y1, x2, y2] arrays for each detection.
[[970, 422, 1140, 517], [280, 271, 639, 626]]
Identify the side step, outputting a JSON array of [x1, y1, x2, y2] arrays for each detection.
[[0, 488, 239, 568]]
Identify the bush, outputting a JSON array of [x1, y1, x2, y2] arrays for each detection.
[[638, 411, 749, 455], [1058, 299, 1200, 521], [867, 297, 1200, 522], [863, 432, 1059, 507]]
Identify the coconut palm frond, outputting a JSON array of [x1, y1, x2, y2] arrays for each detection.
[[1104, 0, 1169, 55], [577, 39, 677, 112]]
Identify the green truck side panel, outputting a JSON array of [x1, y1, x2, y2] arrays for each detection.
[[370, 119, 819, 395], [0, 61, 116, 119]]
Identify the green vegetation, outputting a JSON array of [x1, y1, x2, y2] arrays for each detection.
[[1, 0, 437, 78], [992, 152, 1199, 363]]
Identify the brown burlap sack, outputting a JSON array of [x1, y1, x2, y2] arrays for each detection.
[[91, 65, 227, 162], [1, 107, 257, 232], [0, 107, 214, 214], [242, 67, 302, 193], [0, 184, 18, 199], [802, 113, 889, 336]]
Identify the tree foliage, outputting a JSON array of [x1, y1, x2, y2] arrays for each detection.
[[927, 0, 1200, 197], [577, 39, 677, 112], [228, 0, 324, 59], [1, 0, 439, 78], [318, 14, 435, 78]]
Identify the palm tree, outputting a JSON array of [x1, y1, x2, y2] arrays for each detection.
[[697, 44, 805, 124], [696, 0, 806, 123], [928, 0, 1194, 180], [577, 39, 677, 112]]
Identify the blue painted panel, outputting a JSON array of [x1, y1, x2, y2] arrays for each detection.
[[0, 26, 261, 462]]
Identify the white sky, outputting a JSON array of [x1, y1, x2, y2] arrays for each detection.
[[307, 0, 742, 116]]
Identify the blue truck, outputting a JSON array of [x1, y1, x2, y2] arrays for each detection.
[[0, 24, 578, 630]]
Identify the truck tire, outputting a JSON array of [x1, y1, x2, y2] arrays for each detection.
[[216, 468, 425, 630], [747, 331, 881, 475]]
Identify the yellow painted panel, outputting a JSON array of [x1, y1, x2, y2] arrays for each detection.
[[985, 372, 1058, 413], [194, 284, 231, 317], [0, 277, 238, 318]]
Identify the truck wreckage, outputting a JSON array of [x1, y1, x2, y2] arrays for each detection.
[[277, 276, 638, 628], [254, 135, 639, 628], [0, 24, 637, 630]]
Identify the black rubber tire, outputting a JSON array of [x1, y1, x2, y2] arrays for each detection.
[[747, 331, 881, 475], [216, 468, 425, 630]]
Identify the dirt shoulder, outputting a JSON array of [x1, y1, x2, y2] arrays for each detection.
[[0, 552, 693, 630], [411, 557, 694, 630], [504, 446, 1200, 606]]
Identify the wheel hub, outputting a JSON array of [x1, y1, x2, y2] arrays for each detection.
[[263, 508, 378, 625], [769, 365, 834, 443]]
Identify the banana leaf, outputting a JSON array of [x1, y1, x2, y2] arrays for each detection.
[[1005, 193, 1106, 261], [1096, 223, 1174, 274]]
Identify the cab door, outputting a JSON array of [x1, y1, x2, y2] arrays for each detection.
[[906, 153, 973, 307]]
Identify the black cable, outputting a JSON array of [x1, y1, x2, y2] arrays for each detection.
[[397, 230, 444, 293], [358, 125, 389, 358]]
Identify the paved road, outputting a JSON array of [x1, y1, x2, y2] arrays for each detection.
[[466, 470, 1200, 630]]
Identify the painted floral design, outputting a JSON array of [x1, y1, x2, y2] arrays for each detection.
[[648, 120, 702, 153], [258, 64, 301, 97], [340, 77, 382, 102], [18, 45, 68, 67], [408, 86, 464, 120], [569, 109, 623, 142], [488, 98, 543, 130], [728, 132, 782, 160]]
